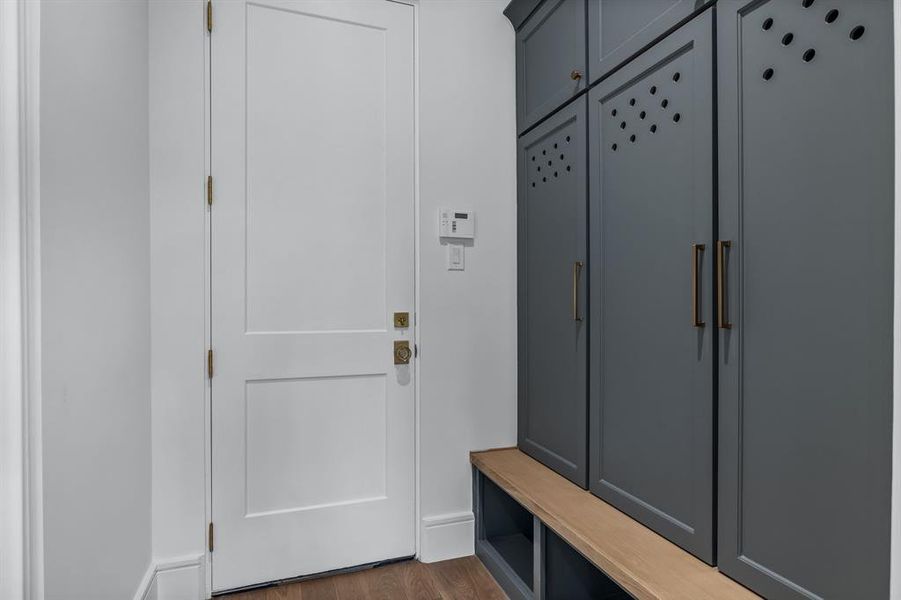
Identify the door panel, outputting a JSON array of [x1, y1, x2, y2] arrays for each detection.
[[518, 98, 588, 487], [588, 10, 714, 562], [587, 0, 712, 85], [717, 1, 893, 598], [516, 0, 587, 133], [211, 0, 414, 591]]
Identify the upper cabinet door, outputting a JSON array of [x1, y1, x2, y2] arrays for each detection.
[[516, 0, 586, 133], [587, 9, 714, 563], [587, 0, 711, 85], [717, 1, 893, 599], [518, 98, 588, 487]]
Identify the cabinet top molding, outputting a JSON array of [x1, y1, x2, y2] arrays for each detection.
[[503, 0, 545, 30]]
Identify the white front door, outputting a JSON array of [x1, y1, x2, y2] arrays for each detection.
[[210, 0, 415, 591]]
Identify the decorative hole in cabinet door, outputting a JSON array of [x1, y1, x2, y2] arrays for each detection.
[[754, 1, 871, 86], [528, 131, 576, 188], [606, 60, 688, 153]]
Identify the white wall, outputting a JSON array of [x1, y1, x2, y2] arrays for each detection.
[[146, 0, 517, 577], [39, 1, 152, 599], [417, 0, 518, 561], [149, 0, 207, 568]]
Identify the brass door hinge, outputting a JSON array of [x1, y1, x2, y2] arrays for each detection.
[[206, 1, 213, 33], [207, 349, 214, 379], [208, 522, 214, 552], [206, 175, 213, 207]]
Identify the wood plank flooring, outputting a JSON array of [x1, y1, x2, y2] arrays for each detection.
[[222, 557, 507, 600]]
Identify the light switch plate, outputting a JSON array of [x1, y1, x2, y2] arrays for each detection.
[[447, 243, 464, 271]]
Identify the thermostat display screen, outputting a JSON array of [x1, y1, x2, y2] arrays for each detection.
[[439, 209, 475, 239]]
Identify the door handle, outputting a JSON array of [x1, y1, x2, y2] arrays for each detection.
[[692, 244, 705, 327], [394, 340, 412, 365], [717, 240, 732, 329], [572, 261, 584, 322]]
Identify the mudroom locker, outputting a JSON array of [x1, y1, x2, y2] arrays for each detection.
[[504, 0, 894, 598]]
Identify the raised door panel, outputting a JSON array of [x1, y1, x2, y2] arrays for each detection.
[[518, 97, 588, 487], [588, 10, 714, 562], [516, 0, 587, 133], [587, 0, 712, 85], [717, 1, 893, 598]]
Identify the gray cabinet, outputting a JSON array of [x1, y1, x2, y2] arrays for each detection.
[[518, 97, 588, 488], [515, 0, 586, 133], [717, 1, 894, 598], [587, 0, 712, 85], [587, 9, 714, 562]]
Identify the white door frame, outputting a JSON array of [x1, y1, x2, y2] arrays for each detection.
[[0, 1, 43, 599], [200, 0, 421, 595]]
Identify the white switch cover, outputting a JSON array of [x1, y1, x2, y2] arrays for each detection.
[[447, 243, 464, 271]]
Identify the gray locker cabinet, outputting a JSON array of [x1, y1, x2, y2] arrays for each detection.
[[518, 97, 588, 488], [587, 0, 713, 85], [516, 0, 587, 134], [717, 1, 893, 598], [587, 9, 715, 562]]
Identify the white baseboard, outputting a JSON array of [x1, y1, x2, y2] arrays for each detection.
[[419, 511, 475, 563], [134, 563, 157, 600], [133, 555, 205, 600]]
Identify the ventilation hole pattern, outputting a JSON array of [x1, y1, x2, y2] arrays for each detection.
[[758, 2, 869, 84], [607, 68, 685, 153], [529, 130, 576, 188]]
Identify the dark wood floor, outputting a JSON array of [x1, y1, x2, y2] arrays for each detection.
[[223, 556, 507, 600]]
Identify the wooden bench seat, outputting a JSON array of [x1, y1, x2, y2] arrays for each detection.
[[471, 448, 760, 600]]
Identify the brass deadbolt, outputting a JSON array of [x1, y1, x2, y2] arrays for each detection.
[[394, 312, 410, 328], [394, 340, 412, 365]]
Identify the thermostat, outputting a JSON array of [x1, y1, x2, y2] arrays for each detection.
[[439, 209, 475, 239]]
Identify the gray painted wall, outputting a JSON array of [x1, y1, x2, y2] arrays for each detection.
[[40, 1, 152, 598]]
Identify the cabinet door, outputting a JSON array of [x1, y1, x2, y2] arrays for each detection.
[[587, 10, 714, 562], [518, 97, 588, 487], [717, 1, 893, 598], [516, 0, 586, 133], [587, 0, 712, 85]]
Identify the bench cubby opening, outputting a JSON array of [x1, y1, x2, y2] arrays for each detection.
[[541, 527, 630, 599], [474, 469, 535, 600]]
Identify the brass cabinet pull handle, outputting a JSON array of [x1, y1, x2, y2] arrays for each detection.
[[692, 244, 705, 327], [570, 69, 583, 81], [717, 240, 732, 329], [572, 261, 584, 321]]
